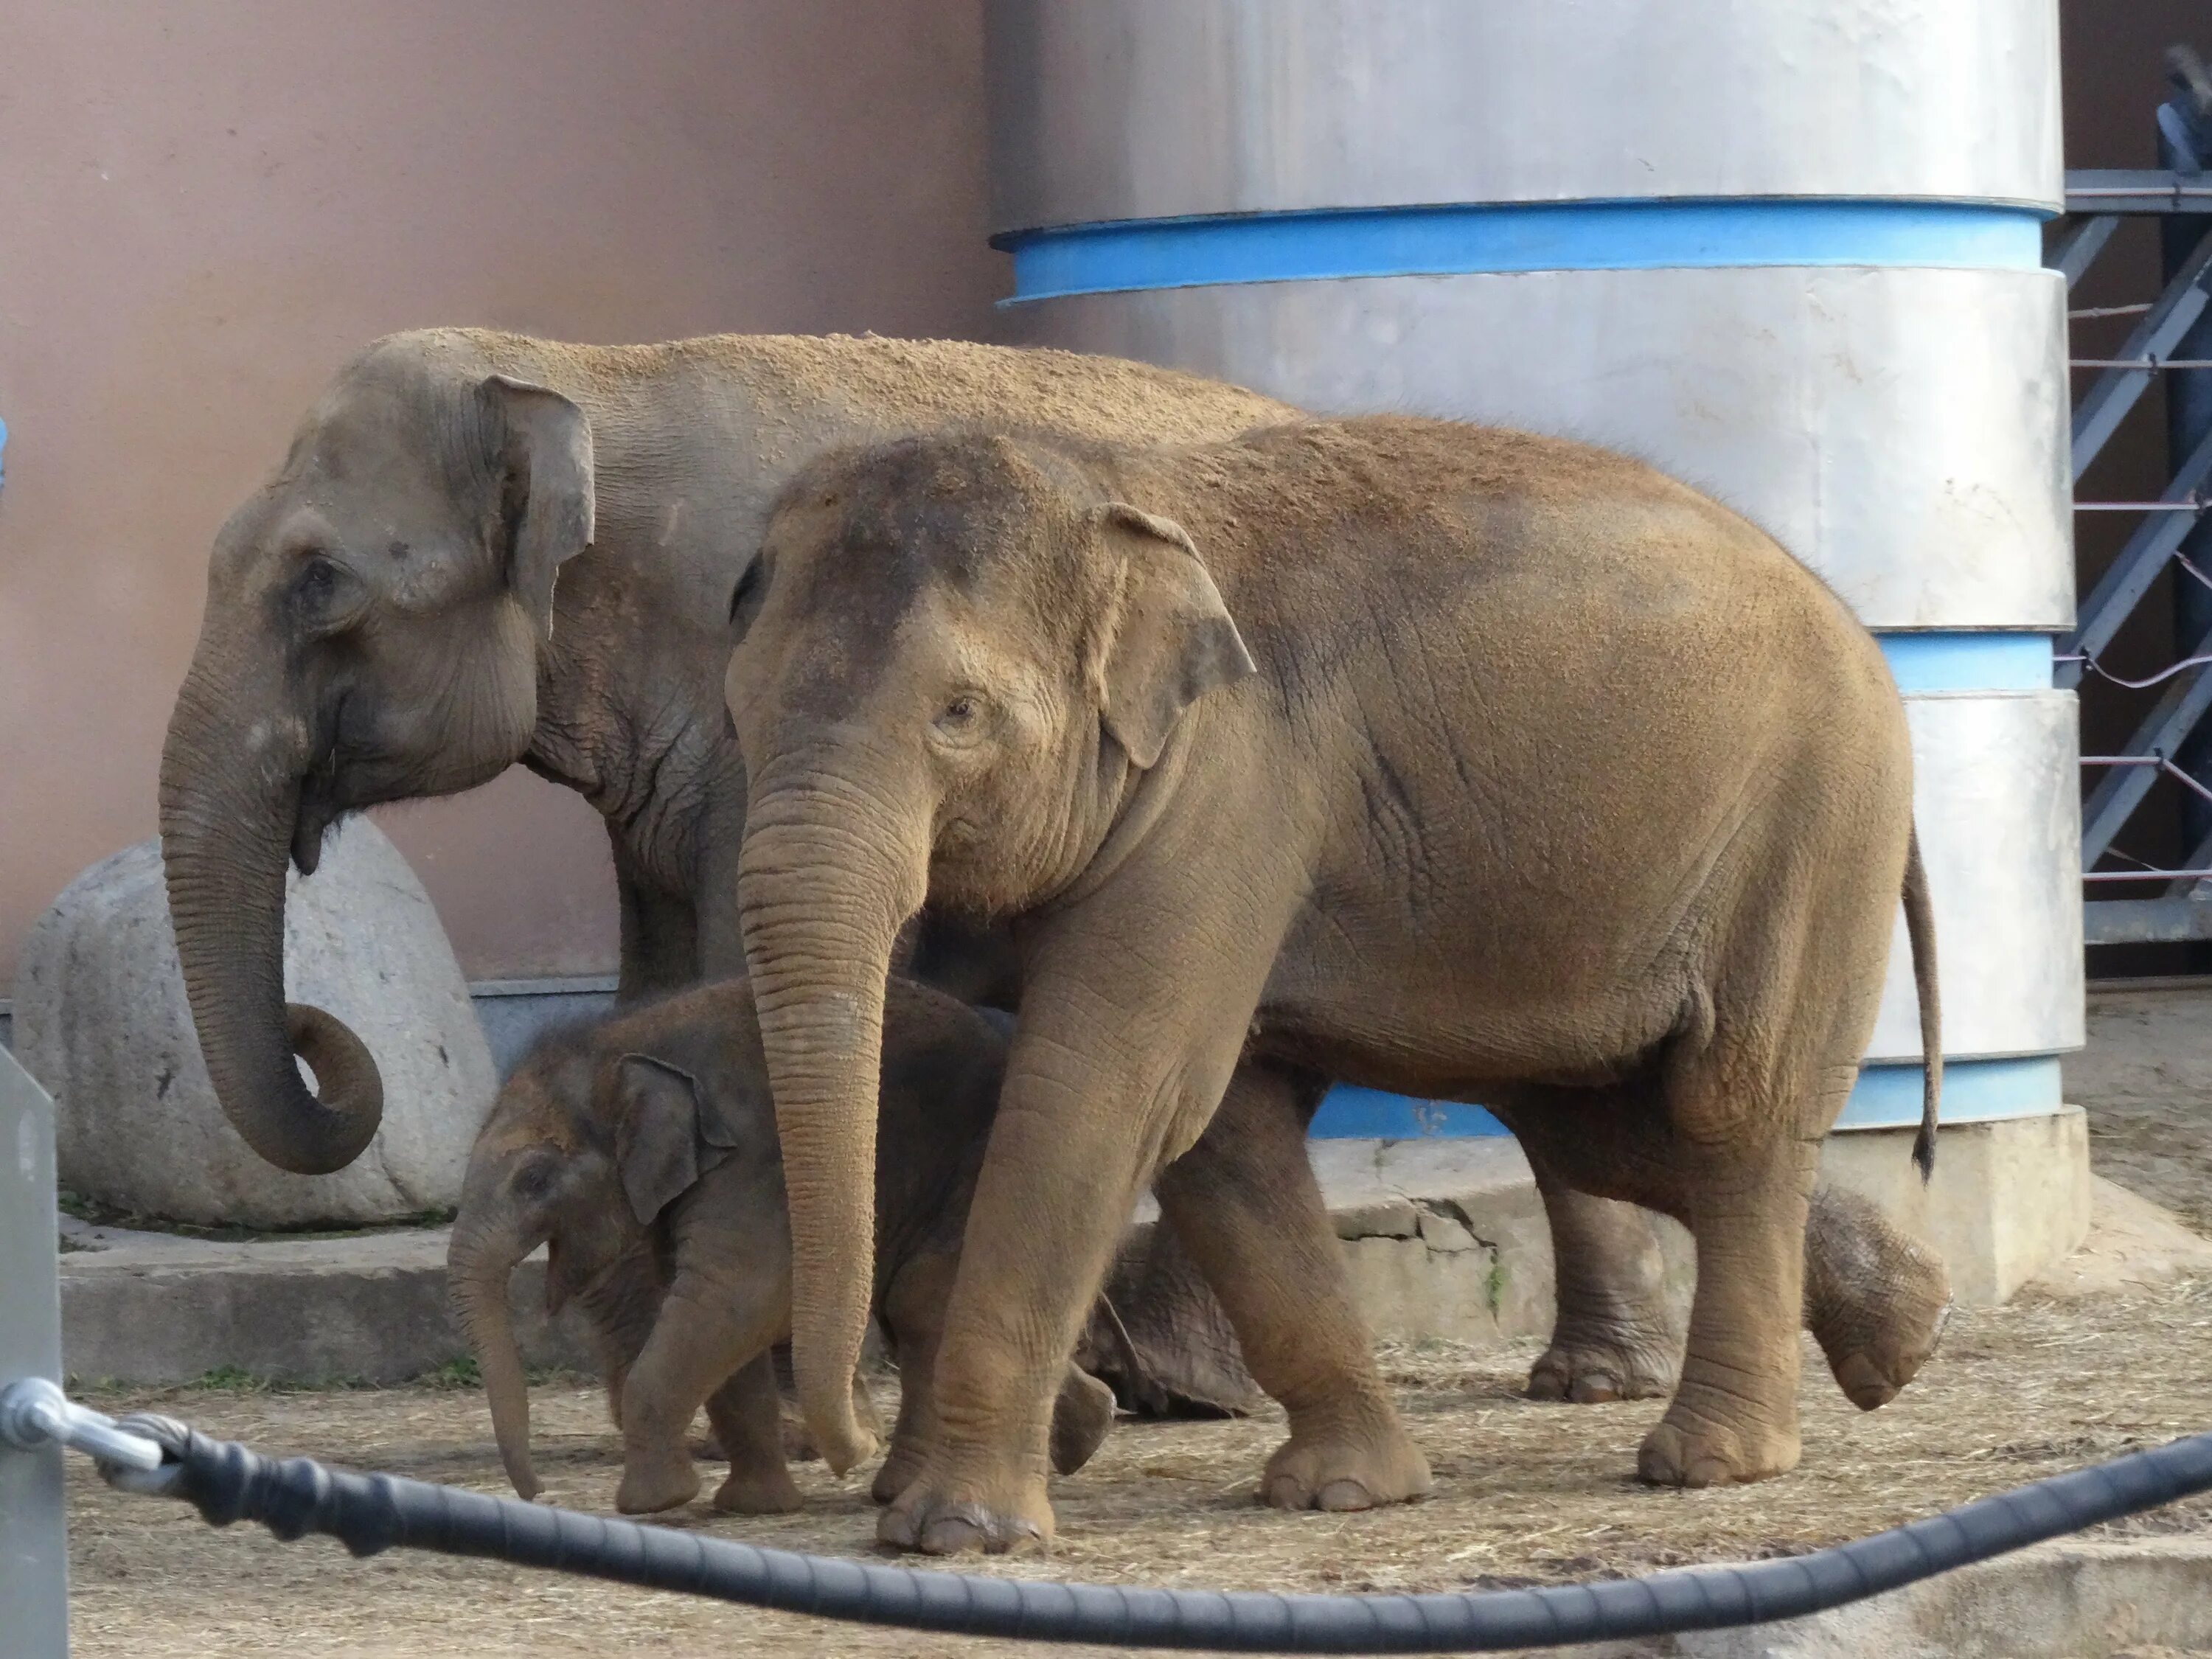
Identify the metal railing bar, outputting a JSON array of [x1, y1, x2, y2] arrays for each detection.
[[2081, 653, 2212, 866], [2074, 499, 2212, 511], [2070, 225, 2212, 481], [2067, 169, 2212, 211], [2053, 211, 2121, 288], [2060, 420, 2212, 686]]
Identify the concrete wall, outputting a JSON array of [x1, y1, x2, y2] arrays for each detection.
[[0, 0, 2197, 990], [0, 0, 998, 987]]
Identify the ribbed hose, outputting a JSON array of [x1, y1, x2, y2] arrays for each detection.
[[104, 1415, 2212, 1653]]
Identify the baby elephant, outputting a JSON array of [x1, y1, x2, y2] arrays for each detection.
[[447, 976, 1119, 1514]]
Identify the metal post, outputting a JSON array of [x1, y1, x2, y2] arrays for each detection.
[[2160, 49, 2212, 925], [0, 1047, 70, 1656]]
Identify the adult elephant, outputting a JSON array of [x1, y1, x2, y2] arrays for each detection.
[[156, 327, 1863, 1421], [722, 420, 1944, 1549]]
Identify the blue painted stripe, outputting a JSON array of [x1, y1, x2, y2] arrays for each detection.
[[1876, 633, 2056, 693], [1310, 1087, 1509, 1140], [1000, 200, 2050, 302], [1311, 1057, 2062, 1141], [1834, 1056, 2064, 1130]]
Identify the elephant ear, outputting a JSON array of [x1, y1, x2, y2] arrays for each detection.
[[1091, 504, 1256, 768], [478, 374, 594, 641], [614, 1054, 710, 1224]]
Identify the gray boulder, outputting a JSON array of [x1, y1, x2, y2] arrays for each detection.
[[13, 820, 495, 1228]]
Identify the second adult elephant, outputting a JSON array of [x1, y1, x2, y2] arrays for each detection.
[[156, 328, 1290, 1413], [724, 417, 1944, 1550]]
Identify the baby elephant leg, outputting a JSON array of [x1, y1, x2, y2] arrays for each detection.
[[1803, 1183, 1952, 1410], [1155, 1061, 1431, 1514], [616, 1271, 785, 1515], [874, 1250, 959, 1504], [703, 1352, 804, 1514]]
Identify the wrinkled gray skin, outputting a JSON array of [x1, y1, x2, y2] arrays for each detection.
[[448, 975, 1119, 1515]]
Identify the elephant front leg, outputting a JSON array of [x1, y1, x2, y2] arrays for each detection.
[[1155, 1061, 1430, 1513], [876, 990, 1266, 1554], [611, 833, 701, 1004], [874, 1087, 1150, 1554], [1512, 1143, 1683, 1405]]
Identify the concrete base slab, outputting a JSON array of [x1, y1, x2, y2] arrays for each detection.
[[1559, 1537, 2212, 1659], [60, 1111, 2107, 1384], [58, 1215, 589, 1385]]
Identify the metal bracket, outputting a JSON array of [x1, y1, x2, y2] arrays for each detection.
[[0, 1048, 69, 1658]]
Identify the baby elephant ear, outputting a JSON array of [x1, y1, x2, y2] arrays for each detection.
[[613, 1054, 704, 1225], [1093, 503, 1256, 769]]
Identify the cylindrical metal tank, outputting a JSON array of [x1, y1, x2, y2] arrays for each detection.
[[988, 0, 2079, 1134]]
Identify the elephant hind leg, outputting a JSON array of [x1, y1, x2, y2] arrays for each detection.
[[1494, 1121, 1683, 1407], [1804, 1183, 1952, 1411], [1634, 1055, 1859, 1488], [1154, 1060, 1430, 1514]]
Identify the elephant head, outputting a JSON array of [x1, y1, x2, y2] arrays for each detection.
[[722, 433, 1252, 1471], [160, 333, 592, 1173], [448, 1013, 773, 1501]]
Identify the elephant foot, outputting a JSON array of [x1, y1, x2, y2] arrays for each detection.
[[1804, 1186, 1952, 1411], [1526, 1321, 1679, 1405], [1049, 1368, 1118, 1477], [1636, 1411, 1799, 1489], [1259, 1421, 1432, 1513], [616, 1451, 702, 1514], [877, 1467, 1053, 1556], [870, 1440, 926, 1506], [712, 1465, 804, 1515]]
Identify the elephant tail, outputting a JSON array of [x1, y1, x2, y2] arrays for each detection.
[[1902, 825, 1941, 1181]]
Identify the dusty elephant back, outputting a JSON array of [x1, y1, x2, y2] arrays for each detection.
[[389, 326, 1294, 467], [1119, 417, 1919, 1061]]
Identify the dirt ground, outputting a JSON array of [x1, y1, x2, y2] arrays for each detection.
[[66, 1276, 2212, 1659], [61, 984, 2212, 1658]]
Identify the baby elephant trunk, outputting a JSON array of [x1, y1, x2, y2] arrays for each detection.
[[448, 1217, 543, 1500]]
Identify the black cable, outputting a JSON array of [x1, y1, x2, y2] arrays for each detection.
[[103, 1414, 2212, 1654]]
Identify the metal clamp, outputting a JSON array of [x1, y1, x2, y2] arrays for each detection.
[[0, 1377, 166, 1477]]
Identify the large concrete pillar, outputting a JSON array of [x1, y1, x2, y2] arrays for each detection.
[[988, 1, 2087, 1280]]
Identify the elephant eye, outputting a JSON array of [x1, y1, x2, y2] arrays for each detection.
[[938, 695, 981, 729], [511, 1158, 557, 1202], [290, 554, 364, 636]]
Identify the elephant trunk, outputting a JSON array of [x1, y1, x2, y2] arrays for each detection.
[[447, 1213, 543, 1500], [737, 768, 928, 1476], [158, 656, 383, 1173]]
